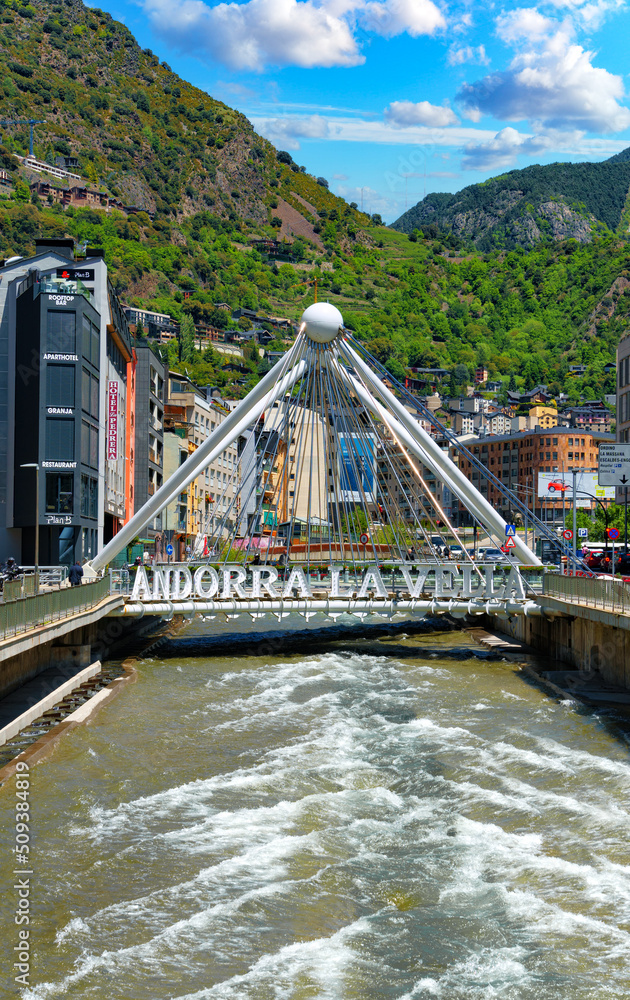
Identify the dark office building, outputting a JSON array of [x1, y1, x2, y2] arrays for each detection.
[[12, 266, 102, 565]]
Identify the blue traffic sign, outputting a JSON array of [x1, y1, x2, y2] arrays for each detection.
[[166, 544, 174, 555], [577, 527, 588, 538], [607, 528, 620, 540], [505, 524, 516, 537]]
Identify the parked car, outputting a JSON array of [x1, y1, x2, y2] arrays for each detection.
[[448, 544, 464, 559], [481, 547, 510, 563]]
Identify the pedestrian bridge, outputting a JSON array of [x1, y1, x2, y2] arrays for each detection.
[[109, 561, 547, 621], [85, 301, 589, 625]]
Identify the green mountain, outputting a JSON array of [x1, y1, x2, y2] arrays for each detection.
[[391, 157, 630, 251], [0, 0, 628, 405]]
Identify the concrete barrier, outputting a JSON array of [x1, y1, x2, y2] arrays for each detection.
[[0, 660, 101, 746]]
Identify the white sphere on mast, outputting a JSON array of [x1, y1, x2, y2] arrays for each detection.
[[300, 302, 343, 344]]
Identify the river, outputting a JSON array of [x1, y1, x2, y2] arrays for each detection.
[[2, 616, 630, 999]]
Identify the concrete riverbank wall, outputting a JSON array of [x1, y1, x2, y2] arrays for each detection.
[[485, 607, 630, 691], [0, 603, 165, 701]]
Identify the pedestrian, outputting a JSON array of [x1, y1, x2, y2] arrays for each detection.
[[69, 560, 83, 587], [185, 543, 191, 561], [134, 555, 142, 567]]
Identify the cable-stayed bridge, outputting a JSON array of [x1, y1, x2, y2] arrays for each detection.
[[88, 303, 584, 623]]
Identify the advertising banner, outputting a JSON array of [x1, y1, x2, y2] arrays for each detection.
[[537, 471, 615, 504]]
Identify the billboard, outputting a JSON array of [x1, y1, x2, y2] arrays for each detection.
[[537, 471, 615, 504]]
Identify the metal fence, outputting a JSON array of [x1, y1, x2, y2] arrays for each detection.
[[543, 573, 630, 614], [0, 576, 113, 641]]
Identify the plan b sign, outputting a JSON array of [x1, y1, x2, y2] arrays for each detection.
[[598, 444, 630, 487]]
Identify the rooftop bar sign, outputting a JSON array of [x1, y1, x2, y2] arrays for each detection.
[[131, 563, 528, 602]]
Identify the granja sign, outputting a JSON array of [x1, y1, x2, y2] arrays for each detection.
[[131, 564, 528, 602]]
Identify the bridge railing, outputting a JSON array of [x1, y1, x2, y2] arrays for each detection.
[[0, 576, 113, 641], [543, 573, 630, 614]]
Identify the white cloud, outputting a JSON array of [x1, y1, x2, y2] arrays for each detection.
[[495, 7, 554, 44], [545, 0, 625, 31], [461, 126, 553, 170], [359, 0, 445, 37], [384, 100, 459, 127], [142, 0, 361, 70], [250, 112, 630, 156], [447, 44, 489, 66], [458, 20, 630, 133], [254, 114, 330, 149], [333, 172, 349, 179], [141, 0, 444, 71]]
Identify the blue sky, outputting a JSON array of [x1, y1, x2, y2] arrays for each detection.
[[92, 0, 630, 222]]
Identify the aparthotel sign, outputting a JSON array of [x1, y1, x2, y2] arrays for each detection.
[[131, 563, 528, 603]]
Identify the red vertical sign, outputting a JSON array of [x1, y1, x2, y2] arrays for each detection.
[[107, 381, 118, 460]]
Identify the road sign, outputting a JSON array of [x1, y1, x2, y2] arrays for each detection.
[[504, 536, 516, 549], [607, 527, 620, 540], [505, 524, 516, 537], [577, 527, 588, 538], [562, 529, 573, 540], [166, 544, 174, 555], [598, 443, 630, 487], [359, 533, 369, 545]]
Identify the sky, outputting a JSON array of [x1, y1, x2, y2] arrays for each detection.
[[89, 0, 630, 222]]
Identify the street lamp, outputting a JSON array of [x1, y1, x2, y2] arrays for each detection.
[[20, 463, 39, 594]]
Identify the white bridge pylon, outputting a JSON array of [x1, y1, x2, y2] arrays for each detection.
[[91, 302, 541, 619]]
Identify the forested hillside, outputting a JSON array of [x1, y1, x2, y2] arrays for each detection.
[[392, 159, 630, 251], [0, 0, 628, 402]]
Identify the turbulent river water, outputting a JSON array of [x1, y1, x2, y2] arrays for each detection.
[[2, 616, 630, 1000]]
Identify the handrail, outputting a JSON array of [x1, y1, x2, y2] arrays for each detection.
[[0, 577, 112, 642], [543, 573, 630, 614]]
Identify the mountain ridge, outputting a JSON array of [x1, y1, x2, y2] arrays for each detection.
[[391, 156, 630, 250]]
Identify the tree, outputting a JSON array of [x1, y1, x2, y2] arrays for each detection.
[[341, 508, 368, 538], [179, 314, 195, 362], [135, 320, 145, 340], [508, 373, 517, 392], [454, 363, 469, 385]]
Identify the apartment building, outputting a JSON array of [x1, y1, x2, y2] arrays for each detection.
[[449, 427, 611, 525]]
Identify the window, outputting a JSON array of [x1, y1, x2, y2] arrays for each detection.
[[91, 375, 99, 418], [46, 473, 73, 513], [46, 365, 75, 407], [47, 311, 76, 354], [552, 438, 558, 445], [80, 474, 98, 519], [81, 315, 99, 365], [569, 438, 573, 445], [81, 420, 98, 469], [46, 419, 74, 460]]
